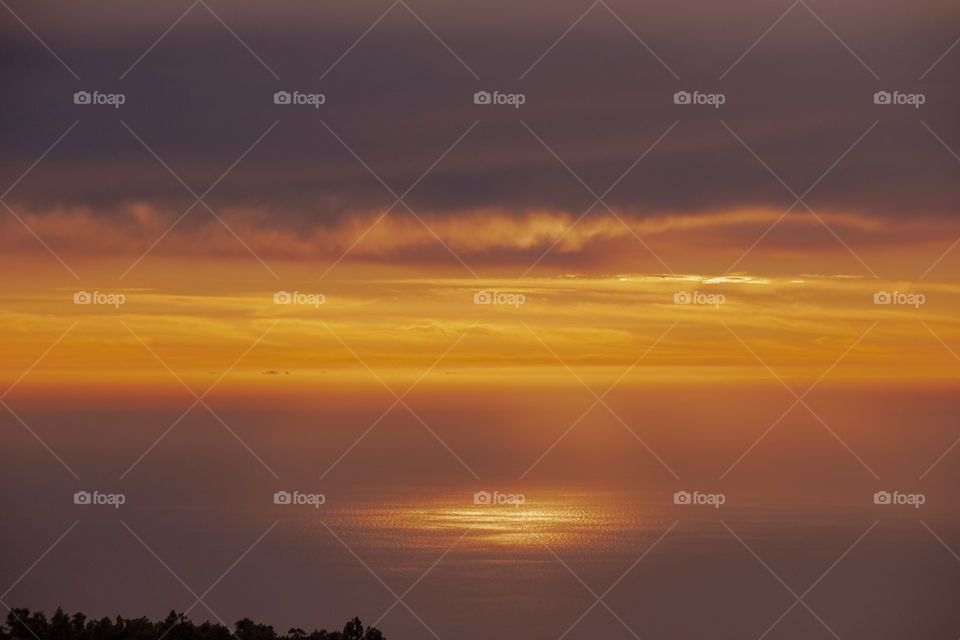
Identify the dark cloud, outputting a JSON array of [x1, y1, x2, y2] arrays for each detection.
[[1, 0, 957, 230]]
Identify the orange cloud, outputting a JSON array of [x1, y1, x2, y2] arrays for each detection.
[[2, 202, 955, 270]]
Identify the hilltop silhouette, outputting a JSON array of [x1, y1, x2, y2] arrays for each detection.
[[1, 608, 384, 640]]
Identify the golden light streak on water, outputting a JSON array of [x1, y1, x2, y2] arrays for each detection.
[[332, 491, 667, 554]]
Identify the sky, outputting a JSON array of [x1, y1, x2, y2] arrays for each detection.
[[0, 0, 958, 390], [1, 1, 960, 638]]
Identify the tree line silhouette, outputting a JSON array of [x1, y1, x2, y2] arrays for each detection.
[[1, 609, 385, 640]]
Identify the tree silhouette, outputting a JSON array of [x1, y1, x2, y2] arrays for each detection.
[[0, 609, 385, 640]]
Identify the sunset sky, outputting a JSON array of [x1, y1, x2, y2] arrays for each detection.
[[0, 0, 956, 388], [1, 0, 958, 399], [2, 1, 959, 638]]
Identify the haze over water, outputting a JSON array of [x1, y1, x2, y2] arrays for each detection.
[[4, 384, 959, 638]]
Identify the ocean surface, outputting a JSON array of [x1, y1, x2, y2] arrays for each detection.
[[2, 388, 958, 639]]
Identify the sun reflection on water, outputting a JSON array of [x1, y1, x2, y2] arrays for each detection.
[[356, 490, 662, 553]]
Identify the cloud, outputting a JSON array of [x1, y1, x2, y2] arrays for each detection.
[[1, 0, 956, 226], [3, 202, 954, 270]]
